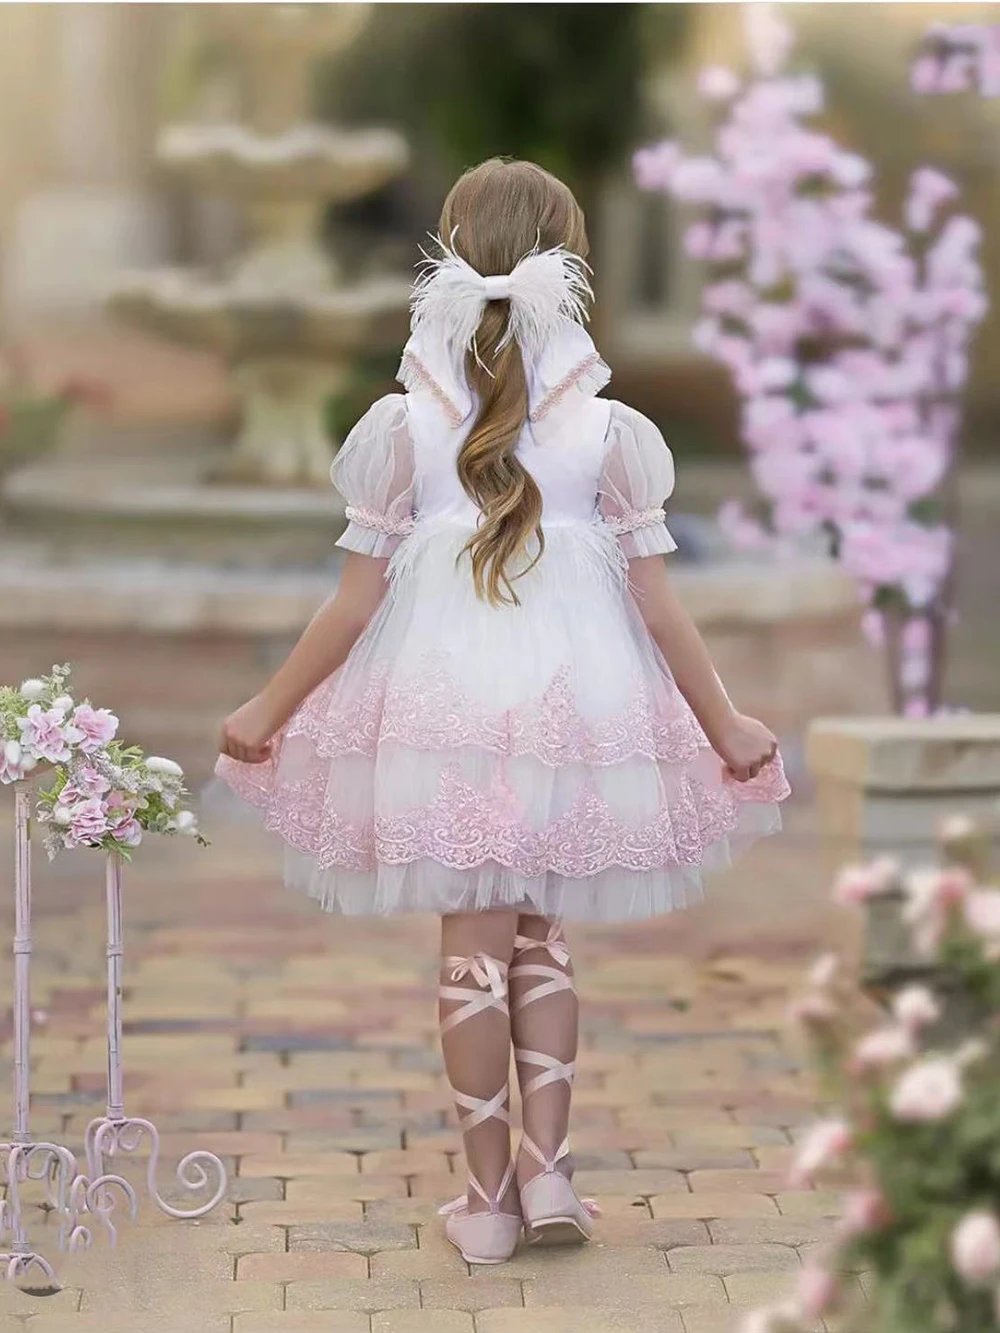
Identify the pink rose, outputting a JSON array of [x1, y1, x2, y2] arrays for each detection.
[[833, 858, 899, 905], [852, 1025, 914, 1073], [890, 1056, 963, 1122], [798, 1262, 839, 1317], [839, 1188, 891, 1238], [71, 704, 118, 753], [789, 1119, 852, 1187], [951, 1211, 1000, 1286], [892, 985, 940, 1032]]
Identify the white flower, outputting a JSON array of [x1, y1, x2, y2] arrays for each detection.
[[19, 679, 46, 700], [145, 756, 184, 778], [52, 806, 72, 827], [52, 694, 74, 714], [853, 1025, 914, 1070], [892, 985, 940, 1032], [952, 1211, 1000, 1286], [4, 739, 22, 766], [172, 809, 197, 834], [890, 1056, 963, 1122]]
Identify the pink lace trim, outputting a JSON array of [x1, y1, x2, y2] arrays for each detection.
[[344, 505, 417, 538], [216, 752, 790, 879], [529, 352, 611, 422], [398, 351, 465, 427], [289, 655, 704, 768], [603, 506, 667, 537]]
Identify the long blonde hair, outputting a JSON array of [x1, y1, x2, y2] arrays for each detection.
[[438, 159, 589, 607]]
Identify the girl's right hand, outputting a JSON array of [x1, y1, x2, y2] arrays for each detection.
[[712, 711, 777, 783], [219, 695, 282, 764]]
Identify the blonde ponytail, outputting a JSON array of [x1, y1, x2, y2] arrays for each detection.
[[438, 159, 588, 607]]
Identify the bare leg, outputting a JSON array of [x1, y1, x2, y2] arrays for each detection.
[[439, 910, 520, 1215], [509, 913, 578, 1189]]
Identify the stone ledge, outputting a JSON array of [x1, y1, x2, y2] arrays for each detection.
[[807, 716, 1000, 793]]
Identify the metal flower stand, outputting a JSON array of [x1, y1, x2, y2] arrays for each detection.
[[2, 788, 227, 1283]]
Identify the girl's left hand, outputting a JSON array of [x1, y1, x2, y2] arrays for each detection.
[[712, 712, 778, 783]]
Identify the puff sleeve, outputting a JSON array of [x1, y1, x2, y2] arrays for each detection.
[[331, 394, 416, 558], [597, 403, 677, 558]]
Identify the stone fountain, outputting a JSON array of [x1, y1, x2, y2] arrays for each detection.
[[110, 3, 410, 487]]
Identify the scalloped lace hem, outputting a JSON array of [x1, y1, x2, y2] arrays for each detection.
[[288, 655, 705, 768]]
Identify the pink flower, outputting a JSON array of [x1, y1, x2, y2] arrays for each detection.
[[63, 797, 110, 848], [59, 765, 111, 803], [788, 991, 838, 1029], [852, 1025, 914, 1072], [744, 4, 795, 77], [963, 891, 1000, 954], [798, 1262, 839, 1317], [839, 1188, 891, 1239], [890, 1056, 963, 1122], [633, 141, 681, 192], [833, 858, 899, 905], [911, 54, 942, 95], [951, 1211, 1000, 1286], [789, 1119, 852, 1187], [1, 738, 29, 785], [905, 167, 959, 233], [17, 703, 82, 764], [698, 65, 740, 101], [109, 816, 143, 849], [892, 985, 940, 1032], [71, 704, 118, 753]]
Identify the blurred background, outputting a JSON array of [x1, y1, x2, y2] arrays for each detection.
[[0, 1, 998, 784]]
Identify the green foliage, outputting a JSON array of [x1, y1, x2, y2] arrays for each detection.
[[317, 5, 685, 202]]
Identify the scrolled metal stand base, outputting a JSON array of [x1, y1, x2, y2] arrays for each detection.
[[2, 793, 228, 1284]]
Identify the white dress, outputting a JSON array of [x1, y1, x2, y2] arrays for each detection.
[[217, 329, 789, 921]]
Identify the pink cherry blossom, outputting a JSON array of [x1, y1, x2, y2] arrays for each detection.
[[71, 703, 118, 753], [788, 1119, 852, 1187], [906, 167, 959, 233], [951, 1211, 1000, 1286], [890, 1056, 963, 1122]]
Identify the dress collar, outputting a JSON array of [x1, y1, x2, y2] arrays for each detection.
[[397, 319, 610, 428]]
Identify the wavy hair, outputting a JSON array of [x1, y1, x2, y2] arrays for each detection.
[[438, 158, 589, 607]]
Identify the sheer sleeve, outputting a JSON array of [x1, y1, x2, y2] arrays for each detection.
[[331, 394, 416, 557], [597, 402, 677, 558]]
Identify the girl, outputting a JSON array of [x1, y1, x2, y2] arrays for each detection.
[[217, 158, 788, 1266]]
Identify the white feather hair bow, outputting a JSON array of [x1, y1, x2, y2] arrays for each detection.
[[409, 232, 594, 371]]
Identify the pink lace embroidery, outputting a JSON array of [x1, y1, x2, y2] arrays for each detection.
[[603, 506, 668, 537], [289, 655, 704, 767], [398, 351, 465, 427], [344, 505, 417, 537], [529, 351, 611, 422], [216, 751, 790, 879]]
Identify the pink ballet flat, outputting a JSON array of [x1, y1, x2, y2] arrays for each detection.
[[438, 1161, 523, 1264], [517, 1133, 600, 1246]]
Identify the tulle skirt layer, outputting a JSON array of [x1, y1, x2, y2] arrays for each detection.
[[216, 519, 790, 921]]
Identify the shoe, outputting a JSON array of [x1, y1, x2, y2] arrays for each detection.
[[439, 1160, 523, 1264]]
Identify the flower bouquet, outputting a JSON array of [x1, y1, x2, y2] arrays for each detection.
[[746, 838, 1000, 1333], [1, 665, 205, 858]]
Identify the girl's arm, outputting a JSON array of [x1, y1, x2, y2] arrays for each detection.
[[627, 556, 777, 782], [219, 554, 388, 763]]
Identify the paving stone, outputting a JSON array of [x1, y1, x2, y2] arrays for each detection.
[[573, 1168, 687, 1196], [235, 1315, 370, 1333], [476, 1310, 685, 1333], [287, 1174, 409, 1204], [689, 1170, 789, 1194], [77, 1279, 282, 1315], [668, 1243, 800, 1275], [420, 1278, 524, 1310], [237, 1251, 368, 1281], [774, 1191, 843, 1218], [288, 1220, 418, 1253], [708, 1217, 838, 1247], [724, 1270, 801, 1304], [239, 1152, 362, 1178], [522, 1271, 723, 1308], [649, 1192, 780, 1220], [374, 1313, 473, 1333], [286, 1277, 421, 1311]]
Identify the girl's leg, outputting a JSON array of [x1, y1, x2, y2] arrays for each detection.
[[439, 910, 520, 1216], [508, 913, 578, 1189]]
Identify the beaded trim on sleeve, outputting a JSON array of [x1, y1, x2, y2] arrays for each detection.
[[344, 506, 417, 537], [602, 506, 667, 536]]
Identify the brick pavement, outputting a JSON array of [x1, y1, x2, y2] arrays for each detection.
[[1, 795, 843, 1333]]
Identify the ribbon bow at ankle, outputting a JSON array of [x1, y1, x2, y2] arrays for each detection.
[[514, 924, 570, 968], [449, 953, 508, 1001]]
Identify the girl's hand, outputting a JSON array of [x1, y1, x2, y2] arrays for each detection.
[[712, 712, 777, 783], [219, 695, 282, 764]]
